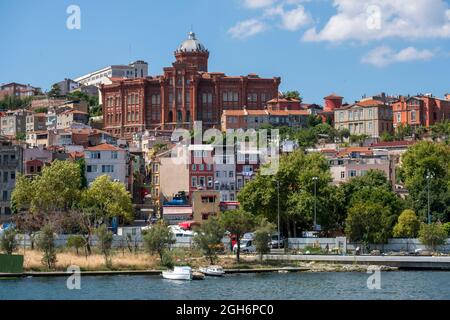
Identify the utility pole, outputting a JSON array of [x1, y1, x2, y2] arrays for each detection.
[[277, 180, 280, 249], [427, 170, 432, 224], [312, 176, 318, 231]]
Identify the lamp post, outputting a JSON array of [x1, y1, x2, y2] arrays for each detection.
[[277, 180, 280, 249], [312, 176, 318, 231], [426, 171, 433, 224]]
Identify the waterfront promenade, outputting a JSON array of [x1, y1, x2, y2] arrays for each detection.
[[263, 254, 450, 270]]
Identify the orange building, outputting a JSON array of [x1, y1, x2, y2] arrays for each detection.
[[392, 94, 450, 129]]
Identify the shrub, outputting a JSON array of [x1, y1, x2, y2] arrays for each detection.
[[160, 250, 174, 269], [419, 222, 448, 252], [143, 221, 175, 261], [66, 235, 86, 255], [36, 224, 57, 269], [193, 217, 225, 264], [393, 210, 420, 238], [96, 225, 113, 268], [1, 228, 18, 255], [443, 222, 450, 237]]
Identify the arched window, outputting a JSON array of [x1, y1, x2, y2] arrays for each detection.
[[186, 111, 190, 122], [177, 110, 182, 122], [168, 111, 173, 123]]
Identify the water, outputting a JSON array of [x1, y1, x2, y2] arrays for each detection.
[[1, 271, 450, 300]]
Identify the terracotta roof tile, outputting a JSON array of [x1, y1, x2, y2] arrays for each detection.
[[86, 143, 123, 151]]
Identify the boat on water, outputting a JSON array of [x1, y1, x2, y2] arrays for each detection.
[[162, 266, 193, 281], [199, 265, 225, 277]]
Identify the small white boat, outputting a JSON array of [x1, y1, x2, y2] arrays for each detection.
[[162, 266, 193, 281], [199, 265, 225, 277]]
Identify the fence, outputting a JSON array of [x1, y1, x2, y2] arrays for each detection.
[[287, 237, 450, 253], [14, 234, 232, 251]]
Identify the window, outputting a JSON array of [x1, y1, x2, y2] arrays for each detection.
[[87, 165, 97, 173], [215, 171, 220, 178], [411, 110, 416, 122], [102, 165, 114, 173], [368, 122, 373, 132], [207, 176, 213, 188], [90, 152, 101, 159], [349, 170, 357, 177], [111, 151, 118, 159], [152, 163, 159, 173], [199, 164, 204, 171], [229, 171, 234, 178], [191, 176, 198, 187], [230, 193, 235, 201], [230, 182, 235, 191], [396, 112, 401, 123], [340, 171, 345, 179], [2, 191, 7, 201], [3, 172, 7, 183], [153, 175, 159, 185], [191, 164, 197, 171], [199, 176, 205, 187]]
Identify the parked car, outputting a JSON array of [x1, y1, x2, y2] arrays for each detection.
[[233, 239, 256, 253], [269, 235, 285, 249]]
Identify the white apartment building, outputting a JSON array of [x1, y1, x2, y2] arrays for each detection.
[[84, 143, 128, 187], [74, 60, 148, 101], [213, 145, 236, 202]]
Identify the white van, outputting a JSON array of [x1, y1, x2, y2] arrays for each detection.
[[233, 238, 256, 253]]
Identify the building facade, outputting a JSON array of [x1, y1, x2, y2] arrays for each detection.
[[334, 99, 393, 138], [0, 136, 23, 222], [101, 32, 280, 139], [84, 143, 128, 186], [0, 109, 30, 137], [392, 94, 450, 129]]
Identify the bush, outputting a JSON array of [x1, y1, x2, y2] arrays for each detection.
[[253, 218, 276, 260], [193, 217, 225, 264], [419, 222, 448, 252], [443, 222, 450, 237], [160, 250, 174, 269], [393, 210, 420, 238], [36, 224, 57, 269], [96, 225, 113, 268], [1, 228, 18, 255], [66, 235, 86, 255], [143, 221, 175, 261]]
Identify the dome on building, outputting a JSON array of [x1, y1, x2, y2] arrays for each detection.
[[176, 32, 208, 53]]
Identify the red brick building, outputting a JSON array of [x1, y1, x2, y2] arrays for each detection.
[[392, 94, 450, 129], [101, 32, 280, 139]]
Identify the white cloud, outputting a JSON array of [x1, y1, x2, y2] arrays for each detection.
[[280, 5, 312, 31], [361, 46, 435, 67], [243, 0, 277, 9], [228, 19, 267, 39], [302, 0, 450, 43]]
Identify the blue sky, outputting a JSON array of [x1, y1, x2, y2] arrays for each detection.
[[0, 0, 449, 104]]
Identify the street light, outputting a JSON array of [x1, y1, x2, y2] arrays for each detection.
[[312, 176, 318, 231], [277, 180, 280, 249], [426, 170, 433, 224]]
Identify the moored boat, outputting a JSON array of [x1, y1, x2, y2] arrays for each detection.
[[199, 265, 225, 277], [162, 266, 193, 281]]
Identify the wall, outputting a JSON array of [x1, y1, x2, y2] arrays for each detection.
[[159, 157, 189, 201]]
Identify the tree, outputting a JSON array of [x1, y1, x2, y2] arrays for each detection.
[[282, 91, 301, 100], [96, 225, 113, 268], [48, 84, 61, 98], [66, 235, 86, 255], [253, 218, 276, 260], [419, 222, 448, 252], [80, 175, 133, 225], [36, 224, 57, 269], [12, 161, 83, 214], [143, 221, 175, 261], [220, 209, 255, 263], [193, 217, 225, 264], [443, 222, 450, 237], [401, 141, 450, 222], [15, 132, 26, 141], [345, 202, 392, 248], [393, 210, 420, 238], [1, 228, 18, 255]]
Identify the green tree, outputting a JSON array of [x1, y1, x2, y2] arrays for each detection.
[[220, 209, 255, 263], [253, 218, 276, 260], [393, 209, 420, 238], [36, 224, 57, 269], [80, 175, 133, 224], [345, 202, 392, 248], [12, 161, 83, 214], [443, 222, 450, 237], [15, 132, 26, 141], [48, 84, 61, 98], [1, 228, 18, 255], [143, 221, 175, 261], [96, 225, 113, 268], [418, 222, 448, 252], [401, 141, 450, 222], [193, 217, 225, 264], [66, 235, 86, 255], [282, 91, 301, 100]]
